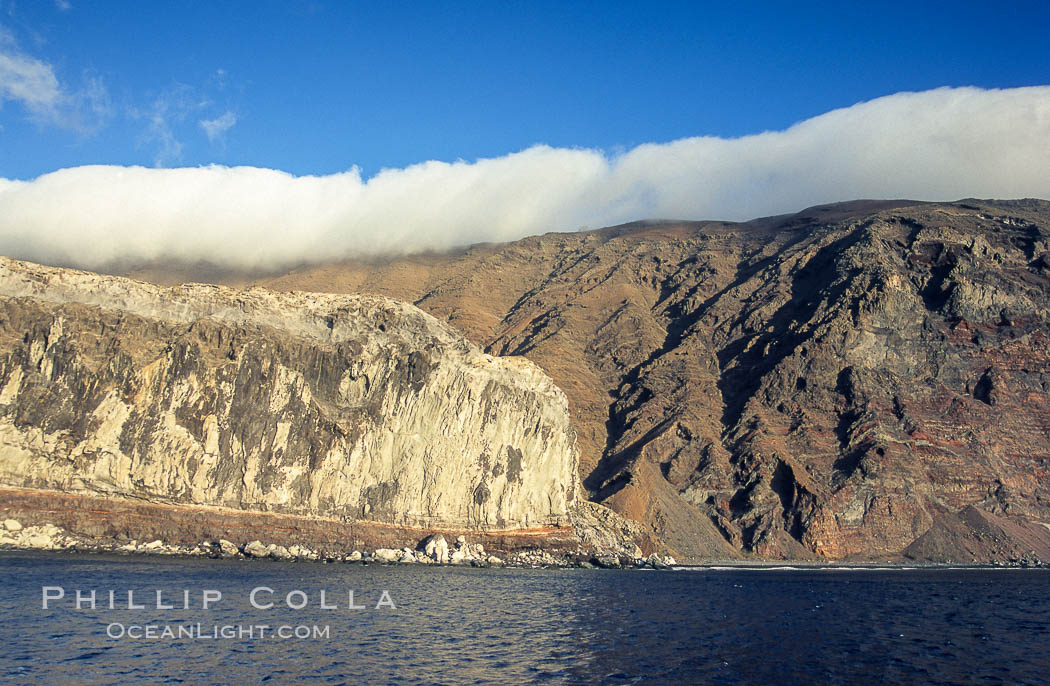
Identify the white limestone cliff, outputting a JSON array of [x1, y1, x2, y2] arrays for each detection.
[[0, 257, 578, 530]]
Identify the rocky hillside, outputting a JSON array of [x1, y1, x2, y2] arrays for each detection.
[[0, 257, 579, 536], [227, 199, 1050, 562]]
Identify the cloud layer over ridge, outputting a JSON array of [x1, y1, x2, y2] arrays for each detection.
[[2, 86, 1049, 271]]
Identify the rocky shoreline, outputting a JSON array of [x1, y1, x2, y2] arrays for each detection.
[[6, 517, 1045, 570], [0, 518, 675, 570]]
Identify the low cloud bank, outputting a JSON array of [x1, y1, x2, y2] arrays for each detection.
[[2, 86, 1049, 271]]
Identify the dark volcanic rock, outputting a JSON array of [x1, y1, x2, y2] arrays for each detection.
[[239, 199, 1050, 562], [903, 505, 1050, 565]]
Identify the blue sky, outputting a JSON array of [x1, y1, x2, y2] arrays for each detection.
[[3, 1, 1049, 179]]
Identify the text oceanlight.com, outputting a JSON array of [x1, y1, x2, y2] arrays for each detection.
[[106, 623, 331, 640]]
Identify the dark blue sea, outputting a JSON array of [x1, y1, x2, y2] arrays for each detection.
[[1, 553, 1048, 685]]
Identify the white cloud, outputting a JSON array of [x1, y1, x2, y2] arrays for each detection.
[[132, 84, 204, 166], [0, 51, 62, 113], [55, 0, 72, 11], [210, 68, 227, 91], [1, 86, 1049, 272], [0, 26, 109, 132], [200, 110, 237, 143]]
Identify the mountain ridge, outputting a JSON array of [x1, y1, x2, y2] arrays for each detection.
[[5, 197, 1049, 563], [234, 198, 1050, 562]]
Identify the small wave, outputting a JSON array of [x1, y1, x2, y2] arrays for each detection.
[[816, 566, 919, 571], [674, 564, 1048, 572], [674, 565, 804, 571], [675, 565, 929, 571]]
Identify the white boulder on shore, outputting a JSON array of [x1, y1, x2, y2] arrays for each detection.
[[642, 553, 677, 569], [366, 535, 507, 566], [421, 534, 450, 563], [0, 522, 79, 551], [373, 548, 401, 563]]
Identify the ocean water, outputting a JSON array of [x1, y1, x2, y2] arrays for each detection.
[[1, 553, 1048, 685]]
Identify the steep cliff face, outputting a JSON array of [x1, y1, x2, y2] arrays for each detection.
[[0, 257, 578, 532], [234, 199, 1050, 562], [645, 202, 1050, 560]]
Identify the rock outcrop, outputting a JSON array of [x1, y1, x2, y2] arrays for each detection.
[[234, 199, 1050, 562], [0, 257, 578, 534], [0, 512, 686, 569], [902, 506, 1050, 566]]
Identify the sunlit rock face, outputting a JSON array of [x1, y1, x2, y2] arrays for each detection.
[[235, 199, 1050, 561], [0, 257, 578, 531]]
